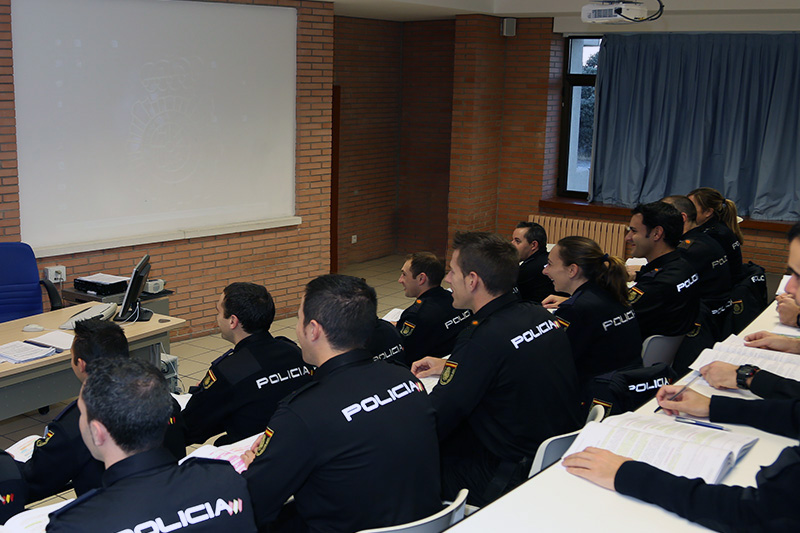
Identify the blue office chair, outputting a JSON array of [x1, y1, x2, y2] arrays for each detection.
[[0, 242, 63, 323]]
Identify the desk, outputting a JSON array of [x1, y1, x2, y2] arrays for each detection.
[[447, 301, 794, 532], [0, 303, 185, 421]]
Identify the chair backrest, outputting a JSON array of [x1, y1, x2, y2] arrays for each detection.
[[356, 489, 469, 533], [0, 242, 44, 323], [528, 403, 606, 478], [641, 334, 685, 367]]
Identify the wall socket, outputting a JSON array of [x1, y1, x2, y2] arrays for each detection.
[[351, 235, 357, 244], [44, 265, 66, 283]]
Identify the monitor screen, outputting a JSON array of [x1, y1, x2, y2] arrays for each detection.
[[115, 254, 153, 322]]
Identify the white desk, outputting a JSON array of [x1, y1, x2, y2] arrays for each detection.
[[447, 301, 796, 532]]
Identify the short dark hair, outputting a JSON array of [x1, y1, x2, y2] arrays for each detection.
[[515, 221, 547, 251], [452, 232, 518, 296], [631, 202, 683, 248], [81, 358, 173, 454], [72, 319, 129, 369], [302, 275, 377, 352], [407, 252, 445, 287], [222, 282, 276, 334], [662, 195, 697, 224], [788, 223, 800, 242]]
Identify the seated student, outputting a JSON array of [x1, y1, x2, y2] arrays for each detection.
[[47, 358, 257, 532], [689, 187, 745, 282], [243, 275, 440, 532], [20, 319, 185, 504], [511, 221, 555, 303], [182, 282, 312, 445], [395, 252, 471, 365], [0, 452, 27, 523], [626, 202, 701, 339], [412, 232, 581, 507], [542, 237, 642, 389], [563, 386, 800, 532]]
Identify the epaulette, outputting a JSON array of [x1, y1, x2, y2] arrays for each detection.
[[210, 348, 235, 367], [283, 380, 319, 404], [49, 488, 102, 518], [275, 335, 299, 347], [458, 317, 482, 341], [677, 239, 694, 250], [52, 400, 78, 423]]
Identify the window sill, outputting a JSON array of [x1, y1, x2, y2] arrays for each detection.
[[539, 197, 796, 233]]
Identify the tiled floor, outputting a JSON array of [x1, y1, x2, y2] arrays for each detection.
[[4, 254, 411, 510]]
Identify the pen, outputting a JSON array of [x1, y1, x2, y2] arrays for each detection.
[[675, 416, 728, 431], [22, 340, 62, 353], [654, 373, 700, 413]]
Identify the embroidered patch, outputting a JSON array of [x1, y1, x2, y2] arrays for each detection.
[[36, 429, 54, 448], [687, 323, 701, 338], [732, 300, 744, 315], [255, 427, 274, 457], [399, 321, 416, 337], [555, 317, 570, 329], [0, 493, 15, 505], [627, 286, 644, 304], [201, 370, 217, 390], [439, 361, 458, 386]]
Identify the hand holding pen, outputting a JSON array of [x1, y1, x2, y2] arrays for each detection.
[[654, 379, 711, 418]]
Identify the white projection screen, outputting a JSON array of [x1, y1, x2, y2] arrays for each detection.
[[13, 0, 298, 255]]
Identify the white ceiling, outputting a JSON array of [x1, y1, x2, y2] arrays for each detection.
[[329, 0, 800, 32]]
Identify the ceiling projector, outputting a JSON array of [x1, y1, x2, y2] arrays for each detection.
[[581, 2, 648, 23]]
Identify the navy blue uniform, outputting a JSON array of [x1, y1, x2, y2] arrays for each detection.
[[244, 350, 440, 533], [516, 249, 555, 303], [678, 227, 733, 315], [698, 218, 743, 282], [183, 331, 311, 445], [366, 318, 407, 365]]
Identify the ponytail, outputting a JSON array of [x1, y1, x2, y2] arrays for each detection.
[[556, 237, 630, 307], [689, 187, 744, 244], [719, 199, 744, 244]]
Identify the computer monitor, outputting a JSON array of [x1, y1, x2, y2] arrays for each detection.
[[114, 254, 153, 322]]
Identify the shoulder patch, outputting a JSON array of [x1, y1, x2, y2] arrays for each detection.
[[399, 321, 416, 337], [255, 427, 273, 457], [201, 369, 217, 390], [555, 317, 570, 329], [732, 299, 744, 315], [686, 322, 701, 338], [677, 239, 693, 250], [36, 429, 54, 448], [627, 286, 644, 304], [439, 360, 458, 386]]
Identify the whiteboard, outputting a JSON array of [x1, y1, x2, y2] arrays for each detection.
[[13, 0, 298, 255]]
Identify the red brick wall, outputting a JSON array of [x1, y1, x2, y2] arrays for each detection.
[[1, 0, 334, 339], [397, 20, 455, 258], [333, 16, 402, 268]]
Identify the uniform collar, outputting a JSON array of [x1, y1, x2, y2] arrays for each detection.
[[102, 448, 176, 488], [682, 226, 704, 240], [313, 348, 373, 381], [520, 247, 547, 266], [418, 286, 448, 300], [234, 330, 273, 352], [473, 292, 518, 321], [640, 249, 680, 273]]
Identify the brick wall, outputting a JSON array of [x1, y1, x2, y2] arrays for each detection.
[[0, 0, 334, 339], [397, 20, 455, 258], [333, 16, 402, 268]]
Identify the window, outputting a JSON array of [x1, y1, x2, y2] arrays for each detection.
[[558, 37, 601, 197]]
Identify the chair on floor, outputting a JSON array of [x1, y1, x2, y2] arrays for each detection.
[[641, 334, 684, 367], [0, 242, 63, 323], [528, 404, 605, 478], [356, 489, 469, 533]]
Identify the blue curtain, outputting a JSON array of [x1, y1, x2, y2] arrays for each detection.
[[591, 33, 800, 221]]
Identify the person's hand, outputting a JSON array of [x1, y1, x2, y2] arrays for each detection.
[[562, 447, 631, 491], [541, 294, 568, 309], [744, 331, 800, 354], [776, 294, 800, 327], [411, 357, 446, 378], [699, 361, 738, 390], [655, 385, 711, 417], [241, 434, 264, 467]]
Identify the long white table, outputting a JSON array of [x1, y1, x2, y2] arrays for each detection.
[[447, 300, 798, 532]]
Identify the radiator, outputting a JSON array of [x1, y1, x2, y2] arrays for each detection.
[[529, 215, 627, 259]]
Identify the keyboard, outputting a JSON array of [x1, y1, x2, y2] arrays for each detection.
[[59, 303, 118, 330]]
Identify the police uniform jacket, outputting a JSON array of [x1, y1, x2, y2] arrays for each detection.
[[395, 286, 471, 365], [615, 397, 800, 532], [678, 227, 733, 312], [751, 371, 800, 401], [243, 349, 441, 533], [366, 318, 407, 365], [555, 282, 643, 387], [21, 398, 186, 503], [698, 218, 743, 282], [46, 448, 257, 533], [429, 293, 582, 462], [183, 331, 311, 445], [630, 250, 701, 339], [516, 248, 555, 303]]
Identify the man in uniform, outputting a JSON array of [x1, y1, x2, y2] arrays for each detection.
[[511, 221, 555, 303], [395, 252, 471, 365], [47, 358, 257, 532], [412, 232, 581, 507], [625, 201, 701, 339], [20, 318, 185, 504], [243, 275, 440, 532], [182, 282, 312, 445]]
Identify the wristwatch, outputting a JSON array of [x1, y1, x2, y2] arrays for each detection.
[[736, 364, 760, 390]]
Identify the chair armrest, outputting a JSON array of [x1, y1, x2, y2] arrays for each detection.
[[39, 279, 64, 310]]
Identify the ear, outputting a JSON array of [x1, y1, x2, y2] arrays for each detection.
[[567, 263, 580, 279], [305, 319, 323, 343], [465, 271, 480, 292], [417, 272, 428, 286], [89, 419, 109, 448], [651, 226, 664, 241], [228, 313, 241, 331], [530, 241, 540, 253], [76, 358, 88, 375]]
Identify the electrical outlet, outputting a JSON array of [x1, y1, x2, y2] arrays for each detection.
[[44, 265, 66, 283], [351, 235, 357, 244]]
